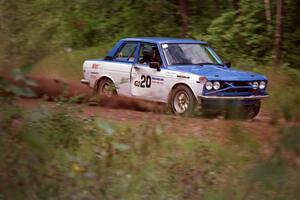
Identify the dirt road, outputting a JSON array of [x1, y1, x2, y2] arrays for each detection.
[[17, 97, 279, 145], [14, 76, 290, 144]]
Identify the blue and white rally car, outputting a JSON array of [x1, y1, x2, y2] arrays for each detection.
[[81, 37, 268, 118]]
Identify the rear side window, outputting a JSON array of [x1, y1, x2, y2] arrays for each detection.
[[114, 42, 137, 62]]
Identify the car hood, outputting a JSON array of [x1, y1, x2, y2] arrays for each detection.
[[168, 64, 267, 81]]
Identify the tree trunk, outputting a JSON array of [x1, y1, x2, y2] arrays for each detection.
[[178, 0, 189, 38], [274, 0, 284, 63], [263, 0, 272, 34], [230, 0, 240, 15]]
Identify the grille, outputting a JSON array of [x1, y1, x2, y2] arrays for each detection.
[[203, 81, 267, 97], [220, 81, 254, 96], [226, 88, 253, 93], [224, 81, 252, 87]]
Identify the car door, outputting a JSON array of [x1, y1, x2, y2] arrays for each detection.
[[107, 41, 138, 96], [130, 43, 166, 102]]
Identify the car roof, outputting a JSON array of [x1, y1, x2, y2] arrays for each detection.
[[122, 37, 208, 44]]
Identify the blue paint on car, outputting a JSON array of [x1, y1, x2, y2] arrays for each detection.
[[168, 64, 267, 81], [122, 37, 208, 44]]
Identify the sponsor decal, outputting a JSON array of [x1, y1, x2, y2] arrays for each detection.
[[91, 71, 99, 74], [177, 74, 190, 79], [151, 76, 164, 85], [165, 72, 176, 77], [197, 77, 208, 84], [152, 76, 164, 81], [92, 64, 99, 69]]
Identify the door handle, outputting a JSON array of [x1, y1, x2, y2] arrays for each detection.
[[133, 65, 140, 70]]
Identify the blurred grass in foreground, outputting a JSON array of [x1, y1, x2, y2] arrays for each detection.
[[257, 66, 300, 122], [1, 67, 300, 199], [0, 92, 300, 199]]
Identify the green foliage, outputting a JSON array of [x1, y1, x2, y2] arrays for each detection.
[[207, 0, 271, 64], [1, 0, 299, 68], [31, 46, 110, 80], [189, 0, 229, 38], [0, 101, 229, 199], [244, 125, 300, 200], [261, 66, 300, 122], [0, 67, 37, 97], [0, 0, 67, 66], [283, 0, 300, 68], [280, 126, 300, 154], [25, 104, 85, 149], [0, 77, 35, 97]]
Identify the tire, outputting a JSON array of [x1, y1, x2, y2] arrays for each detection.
[[97, 78, 117, 97], [225, 102, 261, 119], [244, 101, 261, 119], [169, 85, 196, 116]]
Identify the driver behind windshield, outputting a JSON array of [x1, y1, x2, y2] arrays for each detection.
[[151, 47, 162, 65], [139, 47, 162, 66]]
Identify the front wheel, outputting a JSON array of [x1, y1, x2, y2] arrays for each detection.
[[244, 102, 261, 119], [169, 85, 196, 116], [225, 102, 261, 119]]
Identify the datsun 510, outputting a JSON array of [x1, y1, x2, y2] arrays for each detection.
[[81, 37, 268, 118]]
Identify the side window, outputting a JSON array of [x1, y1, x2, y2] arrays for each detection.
[[114, 42, 137, 62], [138, 43, 162, 65]]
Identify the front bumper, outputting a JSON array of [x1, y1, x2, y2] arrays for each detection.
[[199, 95, 269, 100], [198, 95, 269, 107], [80, 79, 89, 85]]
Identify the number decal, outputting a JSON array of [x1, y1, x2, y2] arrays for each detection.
[[141, 75, 146, 88], [145, 75, 151, 88], [134, 75, 152, 88]]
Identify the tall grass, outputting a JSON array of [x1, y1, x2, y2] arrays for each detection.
[[30, 44, 112, 81], [257, 66, 300, 122], [1, 97, 299, 199]]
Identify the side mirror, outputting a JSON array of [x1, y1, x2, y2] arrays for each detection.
[[104, 56, 113, 61], [224, 61, 231, 68], [149, 62, 161, 71]]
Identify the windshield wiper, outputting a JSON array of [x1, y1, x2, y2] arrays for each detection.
[[195, 62, 224, 66], [172, 62, 193, 65], [172, 62, 225, 67]]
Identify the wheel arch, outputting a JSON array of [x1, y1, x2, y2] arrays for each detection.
[[94, 75, 115, 91], [168, 82, 198, 103]]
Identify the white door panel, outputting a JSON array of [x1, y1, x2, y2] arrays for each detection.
[[131, 64, 167, 101], [102, 61, 133, 96]]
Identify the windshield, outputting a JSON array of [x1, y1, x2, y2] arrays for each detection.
[[162, 43, 223, 66]]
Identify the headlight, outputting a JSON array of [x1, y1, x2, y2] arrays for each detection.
[[205, 82, 213, 90], [213, 81, 221, 90], [259, 81, 266, 90], [252, 81, 259, 89]]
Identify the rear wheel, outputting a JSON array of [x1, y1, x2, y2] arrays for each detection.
[[169, 85, 196, 116], [97, 78, 117, 97]]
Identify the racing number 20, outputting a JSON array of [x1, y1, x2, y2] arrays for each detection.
[[141, 75, 151, 88]]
